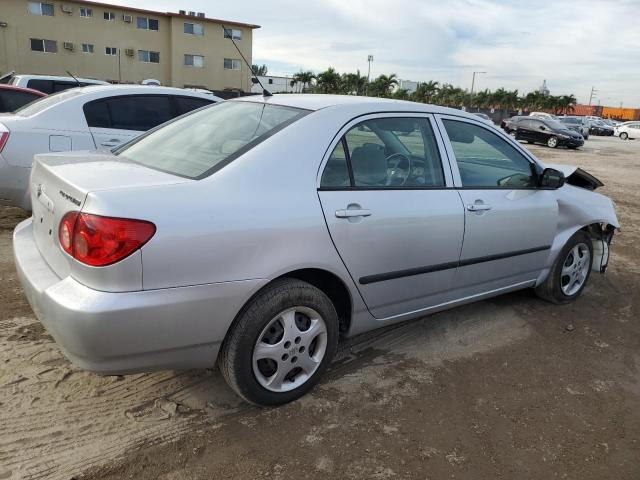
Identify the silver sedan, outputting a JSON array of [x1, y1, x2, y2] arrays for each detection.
[[14, 95, 619, 405]]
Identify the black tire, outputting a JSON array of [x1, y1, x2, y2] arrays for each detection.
[[620, 132, 628, 140], [526, 140, 534, 144], [535, 230, 593, 305], [546, 136, 559, 148], [219, 278, 339, 406]]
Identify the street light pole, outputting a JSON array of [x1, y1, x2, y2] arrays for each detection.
[[470, 71, 486, 101], [366, 54, 373, 95]]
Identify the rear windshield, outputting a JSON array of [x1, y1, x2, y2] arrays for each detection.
[[14, 89, 84, 116], [115, 101, 308, 179]]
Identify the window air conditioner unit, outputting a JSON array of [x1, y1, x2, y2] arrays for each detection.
[[179, 10, 186, 15], [125, 48, 135, 57], [188, 11, 196, 16], [123, 14, 133, 23], [61, 5, 73, 14], [63, 42, 74, 50], [197, 12, 205, 17]]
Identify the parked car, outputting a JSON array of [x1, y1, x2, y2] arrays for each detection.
[[0, 84, 46, 113], [514, 117, 584, 148], [2, 74, 109, 94], [472, 112, 494, 125], [559, 116, 590, 140], [0, 85, 221, 209], [501, 115, 527, 134], [590, 120, 615, 136], [529, 112, 560, 122], [13, 95, 618, 406], [616, 122, 640, 140]]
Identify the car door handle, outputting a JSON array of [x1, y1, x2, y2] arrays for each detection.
[[467, 204, 492, 211], [335, 209, 372, 218]]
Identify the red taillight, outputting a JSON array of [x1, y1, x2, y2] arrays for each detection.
[[58, 212, 156, 266], [0, 131, 9, 153]]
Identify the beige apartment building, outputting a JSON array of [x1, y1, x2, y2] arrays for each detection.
[[0, 0, 259, 91]]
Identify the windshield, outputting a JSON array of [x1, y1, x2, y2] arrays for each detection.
[[561, 117, 579, 124], [14, 89, 84, 116], [115, 101, 308, 179]]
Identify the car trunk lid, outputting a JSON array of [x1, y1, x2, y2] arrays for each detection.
[[30, 151, 189, 279]]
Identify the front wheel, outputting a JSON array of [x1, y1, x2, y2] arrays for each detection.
[[620, 132, 629, 140], [535, 230, 593, 304], [547, 136, 559, 148], [219, 278, 339, 406]]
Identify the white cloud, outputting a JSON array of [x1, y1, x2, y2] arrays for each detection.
[[107, 0, 640, 105]]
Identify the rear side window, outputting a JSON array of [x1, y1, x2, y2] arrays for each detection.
[[0, 90, 42, 112], [27, 79, 54, 94], [115, 101, 307, 179], [174, 96, 214, 115], [84, 95, 174, 131], [320, 117, 445, 188]]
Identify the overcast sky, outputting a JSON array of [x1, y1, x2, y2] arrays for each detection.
[[109, 0, 640, 106]]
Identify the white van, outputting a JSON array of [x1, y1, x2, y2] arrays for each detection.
[[4, 74, 108, 94]]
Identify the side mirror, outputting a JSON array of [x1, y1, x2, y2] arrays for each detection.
[[539, 168, 565, 189], [539, 125, 546, 130]]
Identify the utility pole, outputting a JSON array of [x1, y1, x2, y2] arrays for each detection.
[[470, 71, 486, 110], [588, 86, 597, 105], [366, 55, 373, 95]]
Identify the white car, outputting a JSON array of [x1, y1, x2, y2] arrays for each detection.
[[4, 74, 109, 94], [616, 122, 640, 140], [0, 85, 221, 209], [529, 112, 560, 121]]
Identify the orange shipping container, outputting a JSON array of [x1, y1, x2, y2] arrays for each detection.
[[572, 104, 598, 116], [602, 106, 640, 121]]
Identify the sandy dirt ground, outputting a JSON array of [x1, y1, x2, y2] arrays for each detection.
[[0, 136, 638, 480]]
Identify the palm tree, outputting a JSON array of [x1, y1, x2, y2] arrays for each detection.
[[291, 71, 315, 93], [371, 74, 399, 97], [413, 80, 439, 103], [340, 71, 368, 95], [315, 67, 341, 94], [251, 64, 268, 76]]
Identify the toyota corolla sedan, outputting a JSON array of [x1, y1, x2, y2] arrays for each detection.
[[14, 95, 618, 406]]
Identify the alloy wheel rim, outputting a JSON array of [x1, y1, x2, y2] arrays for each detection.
[[548, 137, 558, 147], [252, 306, 328, 393], [560, 243, 590, 296]]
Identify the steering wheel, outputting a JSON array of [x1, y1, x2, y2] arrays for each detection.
[[385, 152, 412, 186]]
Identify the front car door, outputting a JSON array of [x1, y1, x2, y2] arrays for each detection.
[[318, 114, 465, 319], [436, 116, 558, 296]]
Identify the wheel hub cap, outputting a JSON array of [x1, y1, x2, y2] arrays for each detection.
[[560, 243, 590, 296]]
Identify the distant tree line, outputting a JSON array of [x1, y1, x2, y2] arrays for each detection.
[[280, 67, 577, 114]]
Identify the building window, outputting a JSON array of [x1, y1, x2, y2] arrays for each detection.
[[82, 43, 94, 53], [223, 28, 242, 40], [268, 78, 273, 84], [184, 22, 204, 35], [105, 46, 117, 55], [184, 54, 204, 67], [138, 50, 160, 63], [104, 11, 115, 21], [80, 8, 92, 17], [28, 2, 54, 16], [137, 17, 159, 30], [30, 38, 57, 53], [224, 58, 242, 70]]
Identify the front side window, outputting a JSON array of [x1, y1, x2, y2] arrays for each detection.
[[80, 8, 92, 17], [30, 38, 57, 53], [138, 50, 160, 63], [320, 117, 445, 188], [442, 119, 536, 188], [28, 2, 54, 16], [137, 17, 159, 30], [115, 102, 307, 179], [224, 58, 241, 70], [184, 54, 204, 67], [82, 43, 94, 54], [104, 11, 115, 21], [184, 22, 204, 35], [223, 28, 242, 40], [105, 47, 117, 55]]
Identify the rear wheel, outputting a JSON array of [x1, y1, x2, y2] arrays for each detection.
[[535, 230, 593, 304], [219, 278, 339, 406], [620, 132, 629, 140], [546, 136, 559, 148]]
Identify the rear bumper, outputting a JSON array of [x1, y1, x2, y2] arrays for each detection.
[[13, 218, 267, 374], [0, 154, 31, 210]]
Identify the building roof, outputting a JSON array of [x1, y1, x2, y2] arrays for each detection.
[[63, 0, 261, 29]]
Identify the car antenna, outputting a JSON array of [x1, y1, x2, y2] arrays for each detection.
[[222, 23, 272, 97], [66, 70, 81, 87]]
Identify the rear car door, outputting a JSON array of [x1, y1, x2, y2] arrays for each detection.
[[84, 95, 174, 149], [437, 116, 557, 295], [317, 114, 465, 319]]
